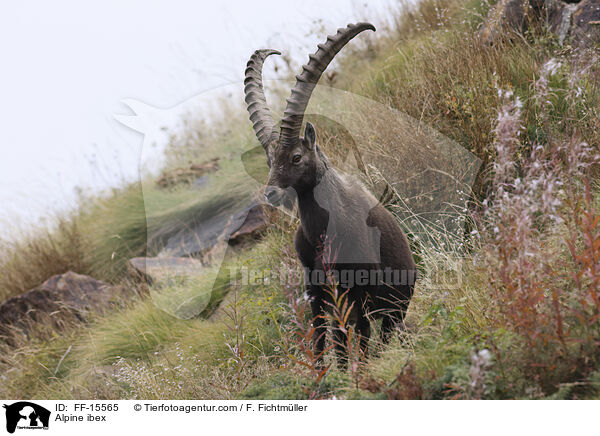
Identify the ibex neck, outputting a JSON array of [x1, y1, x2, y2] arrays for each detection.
[[297, 169, 341, 246]]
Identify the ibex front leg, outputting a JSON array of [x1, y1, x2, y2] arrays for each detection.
[[310, 297, 327, 368], [332, 323, 349, 369]]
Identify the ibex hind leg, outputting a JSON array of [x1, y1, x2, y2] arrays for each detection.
[[332, 325, 348, 369], [333, 304, 371, 369], [380, 304, 409, 344], [380, 315, 400, 343], [378, 285, 412, 344]]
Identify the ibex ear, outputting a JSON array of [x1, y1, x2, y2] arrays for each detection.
[[302, 122, 316, 150]]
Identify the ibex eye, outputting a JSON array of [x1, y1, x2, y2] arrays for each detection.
[[292, 154, 302, 164]]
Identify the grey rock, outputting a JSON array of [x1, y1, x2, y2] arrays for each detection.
[[128, 256, 203, 285], [192, 175, 210, 189], [227, 203, 273, 246], [478, 0, 600, 46], [0, 272, 127, 341], [571, 0, 600, 46], [158, 200, 269, 258], [156, 158, 220, 189], [477, 0, 529, 44]]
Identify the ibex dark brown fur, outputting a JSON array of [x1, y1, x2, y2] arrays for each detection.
[[244, 23, 417, 365]]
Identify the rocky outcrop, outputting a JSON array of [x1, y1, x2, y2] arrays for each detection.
[[156, 158, 220, 189], [127, 256, 220, 319], [158, 209, 235, 258], [477, 0, 530, 43], [158, 201, 273, 258], [478, 0, 600, 46], [128, 256, 203, 285], [127, 203, 274, 319], [227, 203, 273, 246], [0, 272, 127, 341], [571, 0, 600, 46]]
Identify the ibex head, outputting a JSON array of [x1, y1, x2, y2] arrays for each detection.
[[244, 23, 375, 205]]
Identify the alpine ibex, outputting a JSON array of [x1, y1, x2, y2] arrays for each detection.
[[244, 23, 417, 364]]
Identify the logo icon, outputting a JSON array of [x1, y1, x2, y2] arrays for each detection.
[[3, 402, 50, 434]]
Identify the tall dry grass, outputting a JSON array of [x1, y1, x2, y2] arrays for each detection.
[[0, 217, 87, 301]]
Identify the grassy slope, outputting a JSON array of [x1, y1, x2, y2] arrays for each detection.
[[1, 0, 600, 399]]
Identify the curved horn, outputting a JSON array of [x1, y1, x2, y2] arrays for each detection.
[[244, 49, 281, 151], [280, 22, 375, 146]]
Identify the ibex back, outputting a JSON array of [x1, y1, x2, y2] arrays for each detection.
[[244, 23, 417, 366]]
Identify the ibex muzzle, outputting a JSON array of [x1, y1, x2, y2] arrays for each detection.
[[244, 23, 417, 366], [263, 185, 296, 209]]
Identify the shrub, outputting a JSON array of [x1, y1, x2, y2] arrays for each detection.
[[481, 57, 600, 393]]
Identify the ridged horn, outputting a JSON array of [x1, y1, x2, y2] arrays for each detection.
[[279, 22, 375, 146], [244, 49, 281, 151]]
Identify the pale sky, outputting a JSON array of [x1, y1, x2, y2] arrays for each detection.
[[0, 0, 399, 237]]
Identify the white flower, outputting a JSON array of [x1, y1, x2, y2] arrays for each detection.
[[477, 349, 492, 366]]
